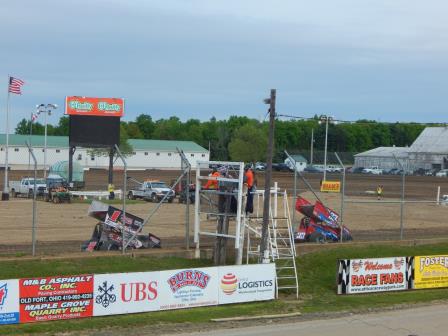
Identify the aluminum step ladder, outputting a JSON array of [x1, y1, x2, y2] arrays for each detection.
[[269, 189, 299, 299], [244, 185, 299, 299]]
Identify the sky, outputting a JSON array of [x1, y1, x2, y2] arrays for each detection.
[[1, 0, 448, 131]]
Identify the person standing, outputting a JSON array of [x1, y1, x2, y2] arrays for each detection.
[[204, 168, 220, 189], [244, 165, 255, 215], [377, 184, 383, 200]]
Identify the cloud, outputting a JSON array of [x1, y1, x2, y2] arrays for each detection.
[[1, 0, 448, 131]]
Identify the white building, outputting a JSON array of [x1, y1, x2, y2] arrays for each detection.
[[354, 147, 409, 170], [407, 127, 448, 170], [0, 134, 209, 170], [284, 154, 308, 172], [354, 126, 448, 171]]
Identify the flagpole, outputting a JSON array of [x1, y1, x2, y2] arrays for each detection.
[[2, 76, 11, 201], [28, 111, 32, 173]]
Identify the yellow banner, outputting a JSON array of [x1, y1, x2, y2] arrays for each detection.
[[414, 255, 448, 289], [320, 181, 341, 193]]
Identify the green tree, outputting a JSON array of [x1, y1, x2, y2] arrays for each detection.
[[228, 123, 267, 162], [135, 114, 155, 139]]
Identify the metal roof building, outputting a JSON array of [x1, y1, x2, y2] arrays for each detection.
[[0, 134, 209, 170], [354, 147, 409, 170], [407, 127, 448, 170], [354, 127, 448, 171]]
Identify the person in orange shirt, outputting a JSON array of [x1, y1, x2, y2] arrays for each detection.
[[244, 165, 255, 215], [204, 168, 220, 189]]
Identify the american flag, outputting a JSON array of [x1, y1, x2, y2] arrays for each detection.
[[31, 113, 38, 122], [8, 76, 25, 94]]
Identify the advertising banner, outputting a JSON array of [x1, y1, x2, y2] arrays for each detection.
[[0, 279, 20, 325], [218, 264, 276, 304], [0, 264, 276, 325], [19, 275, 94, 323], [159, 267, 219, 310], [320, 181, 341, 193], [65, 96, 124, 117], [93, 272, 159, 316], [337, 257, 408, 294], [414, 255, 448, 289]]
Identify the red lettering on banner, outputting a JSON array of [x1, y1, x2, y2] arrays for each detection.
[[121, 282, 158, 302], [364, 262, 393, 271], [351, 274, 378, 286], [380, 273, 403, 285]]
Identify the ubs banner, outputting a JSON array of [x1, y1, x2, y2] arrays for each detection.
[[414, 255, 448, 289], [0, 264, 275, 325], [337, 257, 411, 294]]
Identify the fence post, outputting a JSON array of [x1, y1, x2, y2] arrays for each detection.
[[393, 154, 405, 240], [334, 153, 345, 243], [177, 148, 192, 250], [114, 145, 127, 255], [25, 141, 37, 256]]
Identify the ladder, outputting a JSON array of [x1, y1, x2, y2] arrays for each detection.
[[244, 185, 299, 299]]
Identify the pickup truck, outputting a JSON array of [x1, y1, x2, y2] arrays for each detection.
[[362, 166, 383, 175], [127, 180, 175, 203], [9, 178, 47, 198]]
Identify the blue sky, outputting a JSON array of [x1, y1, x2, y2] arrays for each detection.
[[1, 0, 447, 131]]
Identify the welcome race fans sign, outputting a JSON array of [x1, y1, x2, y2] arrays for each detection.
[[0, 264, 276, 325]]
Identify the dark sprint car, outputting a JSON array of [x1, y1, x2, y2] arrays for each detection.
[[294, 196, 353, 243]]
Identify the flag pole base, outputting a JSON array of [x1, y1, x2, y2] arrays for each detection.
[[1, 192, 10, 201]]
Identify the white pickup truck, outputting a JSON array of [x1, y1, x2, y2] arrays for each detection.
[[127, 180, 175, 202], [9, 178, 47, 198], [362, 166, 383, 175]]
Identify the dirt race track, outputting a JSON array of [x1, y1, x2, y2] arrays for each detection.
[[0, 170, 447, 255]]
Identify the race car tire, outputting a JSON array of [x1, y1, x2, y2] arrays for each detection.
[[308, 231, 326, 244]]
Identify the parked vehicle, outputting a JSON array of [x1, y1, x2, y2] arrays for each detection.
[[254, 162, 266, 171], [362, 166, 383, 175], [304, 165, 323, 173], [128, 180, 175, 202], [44, 175, 71, 203], [425, 168, 439, 176], [436, 169, 448, 177], [9, 178, 46, 198], [272, 163, 293, 172], [327, 166, 343, 173], [349, 167, 364, 174]]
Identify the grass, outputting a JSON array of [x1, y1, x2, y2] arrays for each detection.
[[2, 243, 448, 334]]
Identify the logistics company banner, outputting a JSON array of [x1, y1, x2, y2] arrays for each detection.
[[93, 272, 159, 316], [414, 255, 448, 289], [0, 279, 19, 325], [218, 264, 276, 304], [337, 257, 410, 294], [65, 96, 124, 117], [159, 267, 219, 310], [0, 264, 275, 325], [19, 275, 94, 323], [320, 181, 341, 193]]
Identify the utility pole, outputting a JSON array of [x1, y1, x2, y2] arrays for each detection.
[[310, 128, 314, 166], [259, 89, 276, 263]]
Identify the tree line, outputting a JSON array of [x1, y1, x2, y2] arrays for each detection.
[[15, 114, 429, 162]]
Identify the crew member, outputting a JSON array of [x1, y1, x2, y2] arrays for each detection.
[[244, 165, 255, 215], [204, 168, 220, 189], [108, 183, 115, 200], [377, 184, 383, 200]]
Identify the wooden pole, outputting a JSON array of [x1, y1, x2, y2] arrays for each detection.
[[259, 89, 276, 263]]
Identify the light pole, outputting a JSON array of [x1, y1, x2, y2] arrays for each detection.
[[36, 104, 58, 178], [319, 115, 333, 182]]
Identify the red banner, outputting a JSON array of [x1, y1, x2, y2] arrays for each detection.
[[65, 96, 124, 117], [19, 275, 94, 323]]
